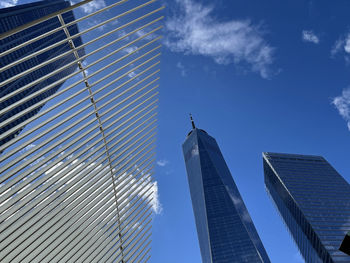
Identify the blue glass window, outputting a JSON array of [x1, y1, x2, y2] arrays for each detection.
[[264, 152, 350, 262]]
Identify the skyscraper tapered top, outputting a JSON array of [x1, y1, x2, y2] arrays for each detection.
[[182, 125, 270, 263]]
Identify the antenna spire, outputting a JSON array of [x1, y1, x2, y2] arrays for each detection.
[[190, 113, 196, 129]]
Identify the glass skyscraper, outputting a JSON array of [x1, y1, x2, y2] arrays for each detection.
[[0, 0, 84, 148], [263, 152, 350, 262], [182, 121, 270, 263]]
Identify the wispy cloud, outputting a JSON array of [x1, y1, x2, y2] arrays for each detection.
[[332, 88, 350, 130], [331, 33, 350, 59], [123, 46, 137, 54], [156, 159, 169, 167], [331, 38, 345, 57], [117, 170, 162, 214], [0, 0, 18, 8], [176, 62, 186, 76], [164, 0, 274, 79], [150, 181, 162, 214], [117, 30, 131, 41], [111, 19, 119, 26], [81, 60, 89, 76], [86, 19, 107, 31], [345, 35, 350, 54], [302, 30, 319, 44], [135, 29, 154, 41], [79, 0, 106, 13], [128, 71, 137, 78], [19, 144, 36, 154], [124, 59, 137, 79]]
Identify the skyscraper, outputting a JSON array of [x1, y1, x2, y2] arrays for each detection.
[[0, 0, 84, 148], [182, 118, 270, 263], [263, 152, 350, 262]]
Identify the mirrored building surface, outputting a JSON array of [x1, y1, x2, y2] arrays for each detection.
[[182, 125, 270, 263], [0, 0, 84, 147], [263, 152, 350, 262]]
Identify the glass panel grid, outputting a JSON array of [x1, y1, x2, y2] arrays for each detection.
[[264, 152, 350, 263]]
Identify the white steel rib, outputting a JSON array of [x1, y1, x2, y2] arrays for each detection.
[[0, 0, 162, 262]]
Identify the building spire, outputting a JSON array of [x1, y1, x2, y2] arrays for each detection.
[[190, 113, 196, 129]]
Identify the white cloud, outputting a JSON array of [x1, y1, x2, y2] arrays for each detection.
[[123, 46, 137, 54], [135, 29, 154, 41], [128, 71, 136, 78], [332, 88, 350, 131], [331, 38, 345, 57], [80, 0, 106, 13], [331, 33, 350, 58], [3, 132, 162, 258], [116, 30, 131, 41], [86, 19, 107, 31], [149, 180, 162, 214], [19, 144, 36, 155], [0, 0, 18, 8], [165, 0, 274, 79], [156, 159, 169, 167], [345, 35, 350, 54], [125, 61, 137, 78], [176, 62, 186, 76], [81, 60, 89, 76], [111, 19, 119, 26], [116, 170, 162, 215], [302, 30, 319, 44]]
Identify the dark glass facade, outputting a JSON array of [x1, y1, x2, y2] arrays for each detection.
[[0, 0, 84, 148], [183, 128, 270, 263], [263, 152, 350, 262]]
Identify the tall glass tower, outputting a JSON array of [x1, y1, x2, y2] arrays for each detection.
[[182, 118, 270, 263], [0, 0, 84, 148], [263, 152, 350, 262]]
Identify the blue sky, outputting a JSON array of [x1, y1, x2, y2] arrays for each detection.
[[2, 0, 350, 262], [154, 0, 350, 262]]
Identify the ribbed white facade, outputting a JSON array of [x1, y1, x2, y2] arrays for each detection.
[[0, 0, 162, 262]]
